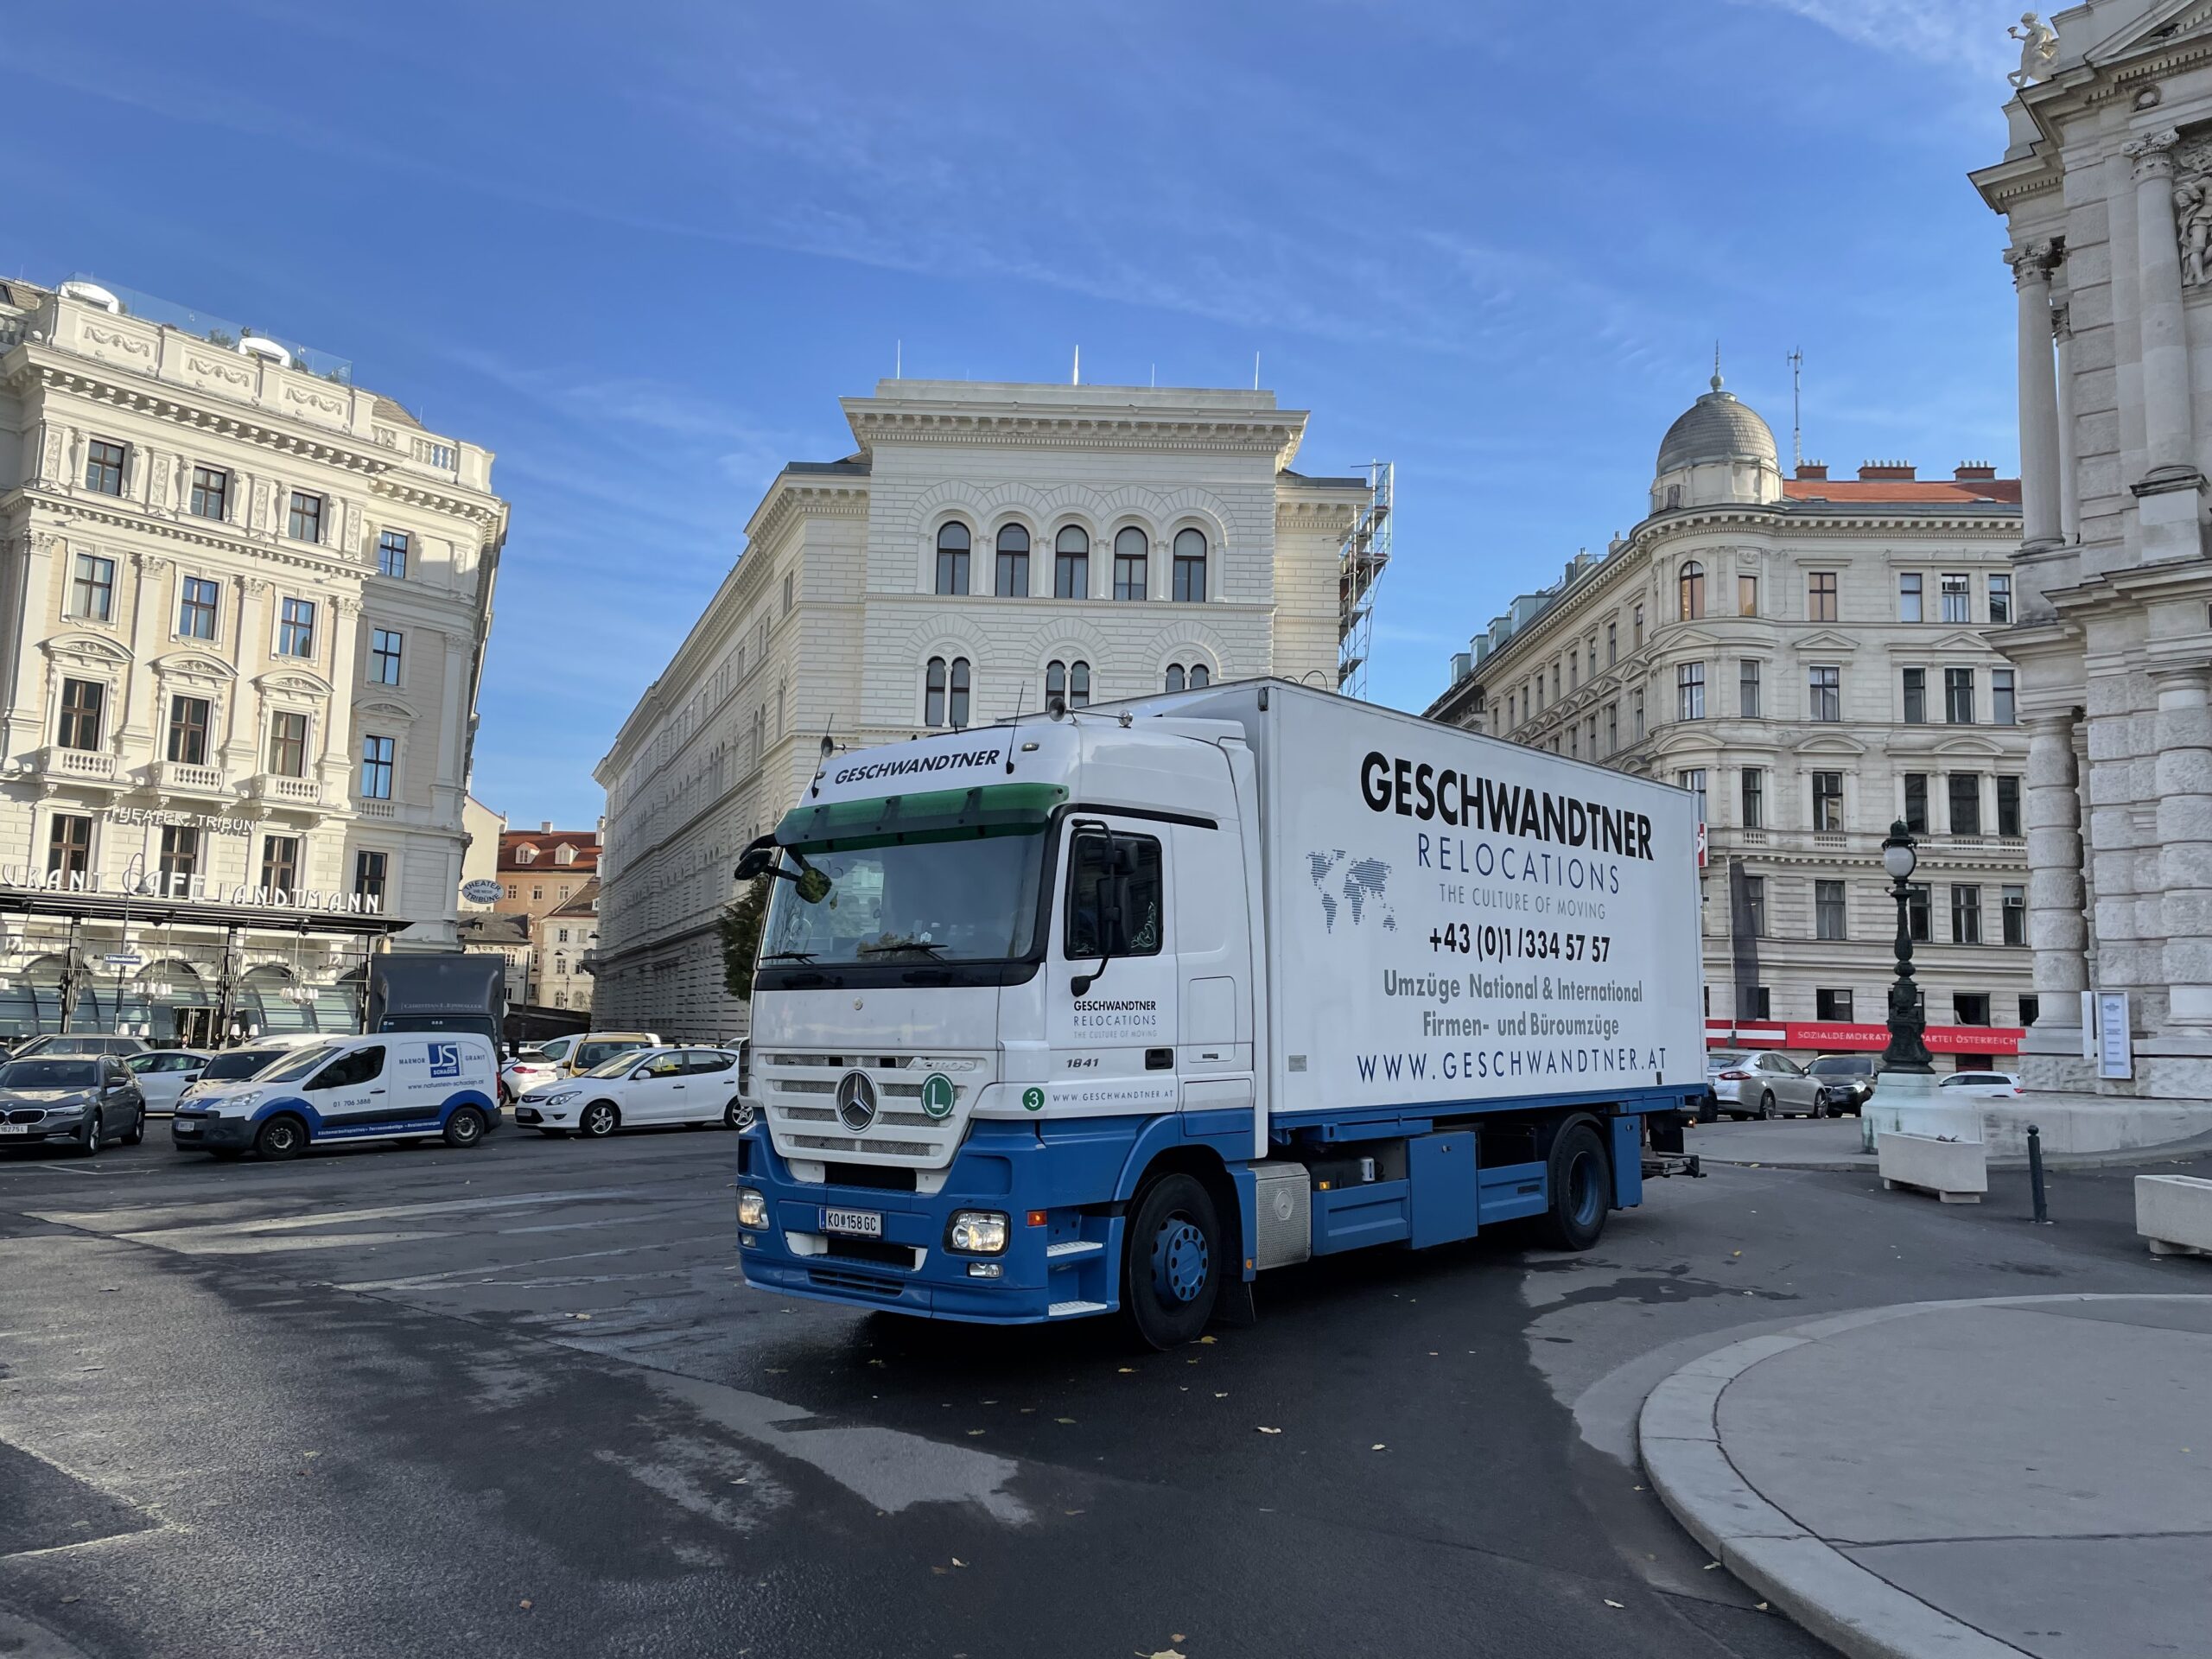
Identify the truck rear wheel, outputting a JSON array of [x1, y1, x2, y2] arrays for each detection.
[[1121, 1173, 1221, 1351], [1538, 1120, 1610, 1251]]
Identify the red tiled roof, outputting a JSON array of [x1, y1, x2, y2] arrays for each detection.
[[498, 830, 602, 874], [1782, 479, 2021, 505]]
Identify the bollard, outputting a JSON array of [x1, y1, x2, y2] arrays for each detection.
[[2027, 1122, 2050, 1224]]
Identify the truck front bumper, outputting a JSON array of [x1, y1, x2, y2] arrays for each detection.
[[734, 1122, 1124, 1325]]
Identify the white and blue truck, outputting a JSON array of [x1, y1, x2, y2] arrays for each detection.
[[733, 679, 1704, 1346]]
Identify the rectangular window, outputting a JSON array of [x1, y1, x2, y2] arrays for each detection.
[[1955, 992, 1991, 1027], [1744, 875, 1767, 938], [1173, 542, 1206, 603], [57, 677, 103, 751], [1738, 572, 1758, 616], [1114, 548, 1147, 601], [1898, 572, 1923, 622], [1945, 667, 1974, 724], [158, 825, 200, 888], [1631, 689, 1645, 741], [995, 539, 1028, 597], [359, 734, 395, 800], [47, 814, 91, 880], [1606, 703, 1618, 752], [1941, 572, 1971, 623], [370, 628, 404, 685], [1676, 768, 1707, 824], [1807, 571, 1838, 621], [2021, 993, 2041, 1028], [279, 597, 315, 658], [1812, 770, 1844, 832], [2002, 883, 2027, 946], [1904, 772, 1929, 835], [1808, 664, 1840, 721], [85, 438, 127, 496], [288, 491, 324, 543], [69, 553, 115, 621], [1815, 879, 1847, 941], [354, 849, 388, 903], [1951, 884, 1983, 944], [1907, 882, 1931, 943], [268, 710, 308, 777], [1988, 573, 2012, 625], [178, 576, 219, 640], [1605, 622, 1617, 665], [1740, 767, 1764, 829], [1055, 541, 1087, 599], [1992, 669, 2017, 726], [1065, 831, 1163, 959], [377, 529, 410, 579], [166, 696, 210, 766], [1996, 775, 2023, 839], [260, 835, 300, 894], [1948, 772, 1982, 835], [1739, 658, 1761, 717], [1902, 667, 1926, 724], [1816, 988, 1854, 1021], [1676, 662, 1706, 721], [188, 465, 230, 520], [1743, 984, 1772, 1020]]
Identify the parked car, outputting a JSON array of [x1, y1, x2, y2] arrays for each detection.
[[0, 1056, 146, 1154], [499, 1031, 660, 1103], [1804, 1053, 1882, 1116], [1939, 1070, 2024, 1099], [12, 1033, 150, 1059], [174, 1046, 292, 1109], [125, 1049, 213, 1112], [1709, 1050, 1825, 1119], [513, 1046, 747, 1138], [171, 1033, 499, 1160]]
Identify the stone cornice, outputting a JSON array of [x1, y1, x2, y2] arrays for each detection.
[[9, 487, 372, 581], [1274, 498, 1360, 534], [842, 404, 1306, 470], [744, 478, 870, 550]]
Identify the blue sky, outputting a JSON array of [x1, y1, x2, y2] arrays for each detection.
[[15, 0, 2027, 827]]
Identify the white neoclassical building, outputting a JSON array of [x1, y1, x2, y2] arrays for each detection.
[[1429, 377, 2033, 1067], [592, 378, 1367, 1039], [0, 275, 506, 1042], [1973, 3, 2212, 1098]]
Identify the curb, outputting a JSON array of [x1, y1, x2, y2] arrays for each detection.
[[1636, 1294, 2212, 1659], [1694, 1129, 2212, 1175]]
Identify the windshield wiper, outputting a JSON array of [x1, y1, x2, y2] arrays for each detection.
[[759, 950, 817, 963], [856, 940, 946, 960]]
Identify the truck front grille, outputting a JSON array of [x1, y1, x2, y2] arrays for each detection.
[[760, 1050, 989, 1171]]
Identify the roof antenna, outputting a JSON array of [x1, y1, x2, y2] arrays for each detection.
[[1253, 350, 1261, 391], [895, 340, 901, 379], [1003, 682, 1030, 773], [1711, 340, 1724, 392], [1072, 345, 1080, 385], [1788, 346, 1804, 472]]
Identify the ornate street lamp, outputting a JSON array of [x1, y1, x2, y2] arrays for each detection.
[[1880, 820, 1934, 1075]]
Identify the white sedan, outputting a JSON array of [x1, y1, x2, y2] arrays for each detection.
[[125, 1049, 212, 1112], [1938, 1070, 2023, 1099], [513, 1046, 749, 1138]]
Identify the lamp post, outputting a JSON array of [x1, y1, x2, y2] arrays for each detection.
[[1866, 820, 1934, 1153]]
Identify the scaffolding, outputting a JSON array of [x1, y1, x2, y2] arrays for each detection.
[[1336, 461, 1394, 698]]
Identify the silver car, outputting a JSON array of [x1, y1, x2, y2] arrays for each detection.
[[1711, 1051, 1825, 1119]]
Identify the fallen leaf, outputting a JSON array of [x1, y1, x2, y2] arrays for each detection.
[[982, 1399, 998, 1405], [1604, 1598, 1624, 1609], [1055, 1417, 1077, 1425], [1256, 1426, 1282, 1435], [518, 1599, 533, 1610], [573, 1313, 591, 1321], [60, 1596, 80, 1605], [1172, 1637, 1186, 1646], [1213, 1392, 1228, 1398], [1117, 1367, 1136, 1374], [1702, 1562, 1720, 1571], [302, 1451, 319, 1459], [1198, 1335, 1217, 1344], [950, 1557, 966, 1567], [1064, 1509, 1084, 1516], [966, 1429, 985, 1437], [1370, 1443, 1386, 1451], [1757, 1602, 1770, 1611], [931, 1567, 948, 1576], [1020, 1407, 1036, 1414]]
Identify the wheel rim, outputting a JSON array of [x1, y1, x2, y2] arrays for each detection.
[[727, 1100, 753, 1130], [452, 1111, 480, 1144], [1149, 1213, 1210, 1305], [266, 1121, 296, 1153], [585, 1105, 612, 1135], [85, 1111, 100, 1150]]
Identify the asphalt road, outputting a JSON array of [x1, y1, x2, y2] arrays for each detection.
[[0, 1118, 2198, 1659]]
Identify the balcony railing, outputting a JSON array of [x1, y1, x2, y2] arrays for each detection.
[[356, 799, 396, 818], [248, 772, 323, 808], [151, 760, 228, 796], [35, 746, 120, 785]]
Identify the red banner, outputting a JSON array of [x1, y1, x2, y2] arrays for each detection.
[[1705, 1020, 2023, 1057]]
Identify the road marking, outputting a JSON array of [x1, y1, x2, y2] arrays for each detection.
[[29, 1188, 634, 1250], [335, 1233, 729, 1292]]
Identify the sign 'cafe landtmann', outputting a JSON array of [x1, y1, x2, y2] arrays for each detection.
[[0, 807, 405, 1046]]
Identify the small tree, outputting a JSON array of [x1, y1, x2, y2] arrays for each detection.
[[718, 876, 772, 999]]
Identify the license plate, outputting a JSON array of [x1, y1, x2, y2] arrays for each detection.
[[822, 1208, 882, 1238], [0, 1123, 24, 1135]]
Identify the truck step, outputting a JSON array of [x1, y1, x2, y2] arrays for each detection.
[[1046, 1240, 1104, 1259], [1047, 1299, 1109, 1318]]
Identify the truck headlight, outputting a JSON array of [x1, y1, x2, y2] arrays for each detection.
[[735, 1188, 769, 1230], [947, 1211, 1009, 1255]]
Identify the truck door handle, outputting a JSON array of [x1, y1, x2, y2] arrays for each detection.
[[369, 1088, 386, 1095], [1146, 1048, 1173, 1071]]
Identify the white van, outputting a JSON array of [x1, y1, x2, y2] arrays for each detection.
[[170, 1033, 500, 1161]]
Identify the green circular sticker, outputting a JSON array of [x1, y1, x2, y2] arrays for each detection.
[[1021, 1086, 1046, 1113], [920, 1072, 957, 1120]]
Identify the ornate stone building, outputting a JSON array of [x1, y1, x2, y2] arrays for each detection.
[[591, 378, 1366, 1039], [1428, 378, 2032, 1066], [1972, 2, 2212, 1097], [0, 274, 505, 1041]]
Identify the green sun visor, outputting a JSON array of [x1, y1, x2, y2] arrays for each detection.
[[775, 782, 1067, 854]]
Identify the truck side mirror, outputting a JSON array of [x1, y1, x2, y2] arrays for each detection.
[[734, 838, 776, 881]]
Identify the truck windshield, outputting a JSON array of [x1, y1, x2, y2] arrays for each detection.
[[763, 832, 1050, 964]]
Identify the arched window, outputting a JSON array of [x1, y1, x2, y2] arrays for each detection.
[[925, 657, 947, 726], [1172, 527, 1208, 601], [935, 522, 970, 595], [995, 524, 1029, 596], [1054, 527, 1089, 598], [1068, 660, 1091, 707], [1677, 561, 1705, 620], [1113, 526, 1148, 601], [1162, 663, 1212, 693], [1046, 659, 1065, 704], [1165, 664, 1185, 693], [947, 657, 970, 728], [1188, 663, 1209, 688]]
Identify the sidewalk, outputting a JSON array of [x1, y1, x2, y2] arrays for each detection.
[[1638, 1294, 2212, 1659], [1687, 1115, 2212, 1173]]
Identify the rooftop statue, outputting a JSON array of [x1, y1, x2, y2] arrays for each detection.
[[2009, 11, 2059, 89]]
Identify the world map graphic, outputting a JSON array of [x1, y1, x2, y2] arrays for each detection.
[[1306, 849, 1396, 933]]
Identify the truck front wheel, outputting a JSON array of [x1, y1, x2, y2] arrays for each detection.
[[1539, 1120, 1611, 1251], [1121, 1173, 1222, 1350]]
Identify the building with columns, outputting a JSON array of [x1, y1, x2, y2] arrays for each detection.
[[1427, 376, 2032, 1067], [0, 274, 505, 1042], [591, 378, 1368, 1039], [1973, 2, 2212, 1098]]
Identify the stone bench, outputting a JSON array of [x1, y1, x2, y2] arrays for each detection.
[[1878, 1131, 1988, 1204], [2136, 1174, 2212, 1257]]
